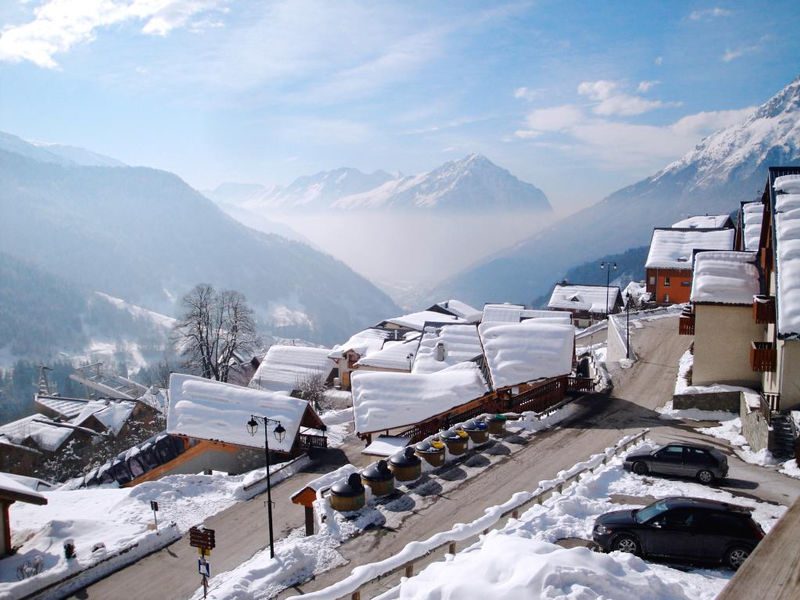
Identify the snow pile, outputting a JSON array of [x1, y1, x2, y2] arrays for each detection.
[[250, 345, 334, 393], [645, 229, 735, 270], [548, 284, 620, 314], [672, 214, 731, 229], [356, 337, 419, 370], [623, 281, 650, 305], [412, 325, 482, 375], [690, 251, 759, 305], [741, 201, 764, 251], [351, 362, 489, 433], [698, 418, 782, 467], [479, 320, 574, 388], [167, 373, 309, 452], [773, 189, 800, 337]]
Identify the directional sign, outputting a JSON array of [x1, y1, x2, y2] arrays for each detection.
[[150, 501, 159, 512], [198, 559, 210, 577], [189, 526, 216, 551]]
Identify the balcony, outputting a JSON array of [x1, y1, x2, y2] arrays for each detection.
[[753, 296, 776, 324], [678, 314, 695, 335], [750, 341, 777, 372]]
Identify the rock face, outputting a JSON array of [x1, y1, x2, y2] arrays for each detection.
[[211, 154, 551, 214], [429, 77, 800, 307], [0, 135, 399, 346]]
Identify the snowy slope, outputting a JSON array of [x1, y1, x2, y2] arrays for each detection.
[[430, 77, 800, 306]]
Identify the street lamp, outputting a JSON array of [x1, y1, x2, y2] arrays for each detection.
[[246, 415, 287, 559], [600, 262, 618, 316]]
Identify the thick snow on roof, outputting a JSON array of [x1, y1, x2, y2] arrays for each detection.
[[479, 320, 574, 389], [328, 328, 388, 359], [690, 251, 760, 305], [548, 285, 620, 314], [351, 362, 489, 433], [482, 303, 525, 323], [742, 201, 764, 251], [357, 337, 420, 370], [434, 300, 482, 323], [167, 373, 307, 452], [73, 400, 136, 435], [774, 174, 800, 193], [0, 415, 73, 452], [250, 345, 334, 393], [0, 472, 46, 503], [382, 310, 467, 331], [774, 191, 800, 337], [671, 214, 731, 229], [645, 228, 735, 270], [412, 325, 483, 375], [34, 396, 87, 419]]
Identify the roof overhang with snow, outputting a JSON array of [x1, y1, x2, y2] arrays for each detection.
[[0, 472, 47, 505], [548, 285, 621, 314], [773, 173, 800, 338], [378, 310, 468, 331], [250, 345, 334, 394], [412, 324, 483, 375], [671, 215, 732, 229], [690, 251, 760, 305]]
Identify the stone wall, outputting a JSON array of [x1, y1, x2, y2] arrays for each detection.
[[672, 391, 741, 412], [740, 393, 770, 452]]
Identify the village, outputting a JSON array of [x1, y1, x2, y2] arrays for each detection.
[[3, 167, 800, 599]]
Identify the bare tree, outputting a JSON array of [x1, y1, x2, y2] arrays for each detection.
[[296, 370, 327, 411], [172, 284, 259, 382]]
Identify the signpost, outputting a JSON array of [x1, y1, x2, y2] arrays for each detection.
[[150, 500, 159, 531], [189, 526, 215, 599]]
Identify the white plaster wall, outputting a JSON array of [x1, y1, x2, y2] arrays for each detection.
[[693, 304, 762, 387]]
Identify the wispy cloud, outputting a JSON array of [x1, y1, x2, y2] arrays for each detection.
[[636, 80, 659, 93], [722, 44, 761, 62], [513, 86, 544, 101], [577, 79, 680, 116], [0, 0, 228, 68], [689, 7, 732, 20]]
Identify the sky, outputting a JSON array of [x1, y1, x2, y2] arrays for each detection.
[[1, 0, 799, 213]]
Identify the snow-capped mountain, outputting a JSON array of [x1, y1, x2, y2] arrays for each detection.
[[429, 77, 800, 307], [212, 154, 551, 213], [0, 131, 125, 167]]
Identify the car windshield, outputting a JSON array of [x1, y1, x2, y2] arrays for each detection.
[[634, 499, 670, 524]]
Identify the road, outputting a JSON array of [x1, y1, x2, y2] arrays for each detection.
[[73, 316, 800, 599]]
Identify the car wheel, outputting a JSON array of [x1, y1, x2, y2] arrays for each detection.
[[697, 469, 715, 484], [725, 546, 750, 570], [632, 461, 648, 475], [611, 534, 640, 555]]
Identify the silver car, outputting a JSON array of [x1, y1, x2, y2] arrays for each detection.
[[623, 443, 728, 484]]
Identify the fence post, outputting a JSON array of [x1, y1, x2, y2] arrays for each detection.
[[448, 542, 456, 555], [512, 509, 519, 519], [405, 564, 414, 578], [352, 592, 360, 600]]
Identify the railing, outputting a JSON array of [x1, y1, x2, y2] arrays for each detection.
[[567, 376, 594, 393], [296, 430, 650, 600], [753, 296, 776, 324], [678, 314, 695, 335], [510, 377, 566, 413], [299, 433, 328, 450], [750, 341, 777, 372]]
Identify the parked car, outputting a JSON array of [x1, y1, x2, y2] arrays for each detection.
[[592, 496, 764, 569], [623, 442, 728, 484]]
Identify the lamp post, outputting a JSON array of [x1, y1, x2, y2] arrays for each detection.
[[246, 415, 287, 559], [600, 262, 618, 316]]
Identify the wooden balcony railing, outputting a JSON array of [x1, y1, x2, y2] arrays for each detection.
[[753, 296, 776, 324], [679, 314, 695, 335], [750, 341, 777, 372]]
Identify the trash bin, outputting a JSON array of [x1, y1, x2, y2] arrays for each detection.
[[462, 419, 489, 444], [440, 428, 468, 455], [361, 460, 395, 496], [388, 447, 422, 481], [330, 473, 366, 511], [414, 440, 446, 467], [487, 414, 507, 435]]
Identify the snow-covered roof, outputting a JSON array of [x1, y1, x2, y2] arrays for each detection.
[[34, 396, 88, 419], [328, 328, 389, 359], [434, 300, 482, 323], [479, 320, 574, 389], [671, 215, 731, 229], [380, 310, 467, 331], [356, 337, 420, 370], [351, 362, 489, 433], [0, 472, 47, 504], [482, 303, 525, 323], [412, 325, 483, 375], [548, 285, 620, 314], [742, 202, 764, 252], [73, 400, 136, 435], [250, 345, 334, 393], [168, 373, 310, 452], [0, 415, 74, 452], [623, 281, 650, 305], [773, 185, 800, 338], [690, 251, 760, 305], [645, 228, 735, 270]]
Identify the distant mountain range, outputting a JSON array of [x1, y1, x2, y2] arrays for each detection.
[[0, 132, 399, 355], [428, 76, 800, 306], [208, 154, 551, 213]]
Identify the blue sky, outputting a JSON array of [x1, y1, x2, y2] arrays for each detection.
[[1, 0, 799, 212]]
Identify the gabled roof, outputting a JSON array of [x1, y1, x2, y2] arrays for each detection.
[[690, 251, 760, 305], [412, 324, 483, 375], [773, 173, 800, 338], [645, 228, 735, 270], [328, 328, 389, 359], [433, 300, 482, 323], [482, 303, 525, 323], [168, 373, 318, 453], [478, 320, 574, 389], [73, 400, 136, 435], [378, 310, 468, 331], [34, 395, 89, 419], [250, 345, 334, 393], [671, 214, 733, 229], [351, 362, 489, 433], [356, 336, 420, 370], [548, 284, 621, 314], [0, 472, 47, 505], [0, 414, 74, 452], [741, 201, 764, 252]]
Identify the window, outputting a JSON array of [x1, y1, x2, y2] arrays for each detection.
[[664, 294, 670, 303], [649, 275, 655, 285], [681, 280, 691, 286], [664, 276, 671, 287]]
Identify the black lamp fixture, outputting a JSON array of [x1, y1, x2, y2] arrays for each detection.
[[246, 414, 286, 559]]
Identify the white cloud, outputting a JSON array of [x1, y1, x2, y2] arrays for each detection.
[[0, 0, 227, 68], [722, 45, 760, 62], [670, 107, 756, 136], [577, 79, 680, 116], [654, 56, 663, 66], [276, 117, 371, 145], [513, 86, 543, 101], [689, 7, 731, 20], [521, 105, 584, 133], [636, 80, 659, 93]]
